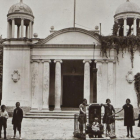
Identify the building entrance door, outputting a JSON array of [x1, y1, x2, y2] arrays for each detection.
[[63, 75, 84, 108]]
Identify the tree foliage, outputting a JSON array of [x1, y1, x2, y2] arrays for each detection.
[[134, 73, 140, 107], [99, 35, 140, 68]]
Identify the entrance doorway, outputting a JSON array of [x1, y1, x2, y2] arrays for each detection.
[[63, 75, 84, 108]]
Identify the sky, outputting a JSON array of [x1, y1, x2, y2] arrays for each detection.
[[0, 0, 140, 38]]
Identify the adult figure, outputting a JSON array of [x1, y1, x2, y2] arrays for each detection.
[[11, 102, 23, 139], [113, 98, 135, 138], [101, 99, 115, 137], [78, 99, 88, 134]]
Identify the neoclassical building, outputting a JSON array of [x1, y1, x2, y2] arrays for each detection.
[[1, 0, 140, 114]]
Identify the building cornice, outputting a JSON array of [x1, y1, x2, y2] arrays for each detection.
[[2, 44, 103, 49], [114, 12, 140, 18], [7, 12, 34, 18]]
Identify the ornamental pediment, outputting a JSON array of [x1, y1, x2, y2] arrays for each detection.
[[36, 27, 100, 45]]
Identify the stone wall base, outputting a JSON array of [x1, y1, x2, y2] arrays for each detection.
[[6, 106, 31, 117]]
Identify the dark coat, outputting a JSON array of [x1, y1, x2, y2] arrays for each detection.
[[12, 107, 23, 125], [123, 104, 135, 126], [135, 114, 140, 127]]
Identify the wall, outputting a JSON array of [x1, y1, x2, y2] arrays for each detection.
[[46, 32, 99, 45], [2, 44, 31, 110], [115, 51, 140, 108]]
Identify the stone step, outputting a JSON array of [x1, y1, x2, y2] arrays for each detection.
[[30, 110, 79, 113], [26, 112, 119, 117], [24, 113, 123, 120], [24, 115, 123, 120], [25, 109, 121, 119], [24, 115, 75, 119], [26, 113, 77, 116]]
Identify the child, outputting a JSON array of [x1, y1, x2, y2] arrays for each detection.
[[135, 110, 140, 128], [0, 105, 9, 139], [92, 118, 102, 138], [11, 102, 23, 140], [78, 99, 88, 135]]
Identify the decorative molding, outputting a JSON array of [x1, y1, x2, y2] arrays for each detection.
[[113, 61, 116, 64], [7, 12, 34, 18], [83, 59, 92, 63], [42, 59, 51, 63], [54, 59, 63, 63], [11, 70, 20, 83], [32, 44, 100, 49], [7, 15, 34, 22], [36, 27, 100, 45], [30, 60, 41, 63], [114, 12, 140, 18], [126, 70, 134, 84], [134, 17, 137, 20], [95, 60, 103, 63], [95, 59, 115, 64]]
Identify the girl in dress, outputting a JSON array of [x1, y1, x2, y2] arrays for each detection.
[[101, 99, 115, 137], [113, 98, 135, 138], [78, 99, 88, 134]]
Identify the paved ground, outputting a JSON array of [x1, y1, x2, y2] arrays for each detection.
[[0, 118, 140, 139]]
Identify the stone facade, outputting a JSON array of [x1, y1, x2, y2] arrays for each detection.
[[1, 0, 140, 114]]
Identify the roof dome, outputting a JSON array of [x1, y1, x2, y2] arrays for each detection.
[[8, 0, 33, 16], [115, 0, 140, 15]]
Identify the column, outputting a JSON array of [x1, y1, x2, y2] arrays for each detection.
[[123, 18, 127, 36], [42, 60, 51, 111], [83, 59, 91, 104], [26, 25, 28, 38], [32, 22, 33, 37], [7, 20, 10, 38], [9, 22, 12, 38], [11, 18, 15, 38], [54, 60, 62, 111], [117, 25, 120, 36], [31, 60, 40, 110], [133, 18, 137, 36], [107, 61, 115, 104], [17, 25, 20, 38], [21, 18, 24, 38], [95, 60, 103, 103], [29, 21, 32, 38]]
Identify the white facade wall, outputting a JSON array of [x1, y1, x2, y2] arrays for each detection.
[[115, 51, 140, 108], [2, 30, 140, 112], [2, 45, 31, 107]]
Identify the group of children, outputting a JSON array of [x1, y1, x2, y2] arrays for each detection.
[[79, 98, 140, 138], [0, 102, 23, 139], [79, 99, 103, 138]]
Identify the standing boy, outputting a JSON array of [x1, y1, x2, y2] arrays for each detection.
[[0, 105, 9, 139], [11, 102, 23, 139]]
